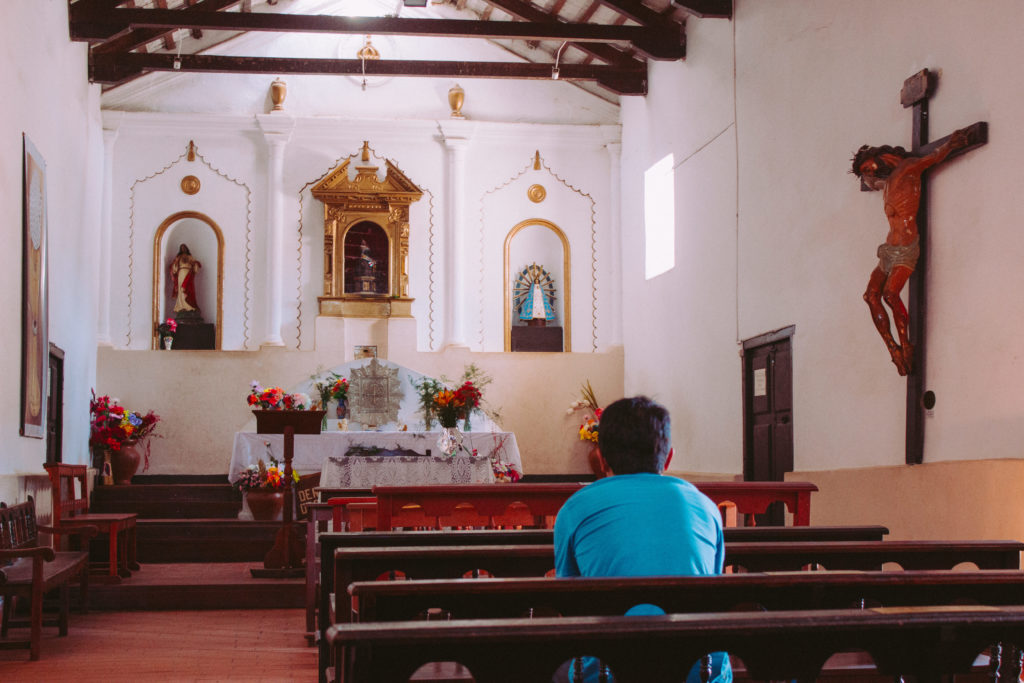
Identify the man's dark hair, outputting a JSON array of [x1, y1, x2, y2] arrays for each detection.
[[851, 144, 907, 178], [597, 396, 671, 475]]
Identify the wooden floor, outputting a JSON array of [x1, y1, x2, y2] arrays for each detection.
[[0, 608, 316, 681]]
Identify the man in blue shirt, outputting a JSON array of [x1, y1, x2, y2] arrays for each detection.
[[553, 396, 731, 683]]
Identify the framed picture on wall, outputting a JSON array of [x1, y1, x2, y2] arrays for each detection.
[[21, 134, 48, 438], [354, 345, 377, 360]]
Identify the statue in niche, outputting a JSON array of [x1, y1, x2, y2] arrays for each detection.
[[170, 243, 202, 319], [344, 222, 389, 295], [513, 263, 556, 327]]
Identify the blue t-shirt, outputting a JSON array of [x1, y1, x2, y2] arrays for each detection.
[[553, 474, 730, 683]]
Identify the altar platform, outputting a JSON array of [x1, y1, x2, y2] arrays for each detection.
[[229, 431, 523, 487]]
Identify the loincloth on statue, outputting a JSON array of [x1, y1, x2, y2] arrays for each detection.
[[876, 236, 920, 274]]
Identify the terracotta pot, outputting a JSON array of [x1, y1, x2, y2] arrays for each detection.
[[110, 441, 142, 485], [247, 490, 284, 521]]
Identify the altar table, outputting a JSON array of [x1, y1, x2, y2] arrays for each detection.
[[229, 431, 523, 486]]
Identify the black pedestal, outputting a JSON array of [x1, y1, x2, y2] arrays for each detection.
[[510, 325, 563, 352], [171, 322, 216, 350]]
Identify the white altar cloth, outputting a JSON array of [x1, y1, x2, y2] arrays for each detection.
[[229, 431, 523, 485]]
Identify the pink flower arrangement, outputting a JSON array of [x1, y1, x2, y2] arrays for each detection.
[[247, 381, 311, 410]]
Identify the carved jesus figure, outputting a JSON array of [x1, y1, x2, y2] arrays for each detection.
[[851, 127, 968, 375]]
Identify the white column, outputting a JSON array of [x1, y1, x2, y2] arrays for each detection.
[[442, 135, 470, 348], [258, 116, 294, 347], [605, 141, 623, 348], [97, 126, 119, 346]]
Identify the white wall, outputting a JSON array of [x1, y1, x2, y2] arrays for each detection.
[[621, 0, 1024, 476], [619, 16, 742, 475], [0, 0, 103, 498]]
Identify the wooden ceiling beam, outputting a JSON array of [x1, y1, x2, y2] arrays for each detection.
[[671, 0, 732, 19], [89, 52, 647, 95], [480, 0, 644, 67], [78, 8, 668, 49], [73, 0, 241, 45]]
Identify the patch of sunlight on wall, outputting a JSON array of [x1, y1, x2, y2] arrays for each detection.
[[644, 154, 675, 280]]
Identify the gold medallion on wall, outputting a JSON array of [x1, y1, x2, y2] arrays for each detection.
[[527, 184, 546, 203], [180, 175, 201, 195]]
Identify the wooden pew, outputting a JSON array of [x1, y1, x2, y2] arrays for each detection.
[[726, 539, 1024, 571], [348, 570, 1024, 681], [369, 481, 820, 530], [317, 530, 554, 671], [332, 540, 1024, 624], [352, 569, 1024, 624], [321, 539, 1021, 680], [313, 525, 888, 663], [0, 497, 95, 660], [328, 606, 1024, 682]]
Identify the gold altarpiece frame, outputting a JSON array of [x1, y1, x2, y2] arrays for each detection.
[[311, 142, 423, 318]]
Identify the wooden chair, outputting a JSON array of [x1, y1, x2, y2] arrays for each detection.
[[0, 496, 95, 660], [44, 463, 139, 582]]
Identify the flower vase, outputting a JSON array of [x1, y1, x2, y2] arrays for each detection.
[[110, 441, 142, 485], [247, 490, 284, 521], [335, 399, 347, 420], [162, 336, 174, 350], [438, 426, 463, 456], [463, 411, 472, 432]]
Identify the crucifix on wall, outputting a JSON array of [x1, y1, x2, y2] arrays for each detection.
[[851, 68, 987, 465]]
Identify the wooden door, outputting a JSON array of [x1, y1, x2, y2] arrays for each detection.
[[742, 327, 794, 526], [46, 344, 64, 464]]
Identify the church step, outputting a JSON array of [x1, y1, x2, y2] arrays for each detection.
[[136, 519, 304, 563], [92, 483, 242, 519], [84, 562, 304, 611]]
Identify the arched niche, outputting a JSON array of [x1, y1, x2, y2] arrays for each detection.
[[342, 220, 390, 295], [503, 219, 571, 352], [152, 211, 224, 349]]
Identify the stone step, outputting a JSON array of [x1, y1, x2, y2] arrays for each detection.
[[85, 562, 304, 611], [137, 519, 305, 563], [92, 483, 242, 519]]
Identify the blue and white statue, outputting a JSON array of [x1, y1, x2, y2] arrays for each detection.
[[512, 263, 557, 325]]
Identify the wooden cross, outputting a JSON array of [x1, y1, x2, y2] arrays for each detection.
[[896, 69, 987, 465]]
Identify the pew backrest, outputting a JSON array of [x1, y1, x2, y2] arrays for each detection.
[[328, 605, 1024, 683], [352, 569, 1024, 623], [726, 539, 1024, 571]]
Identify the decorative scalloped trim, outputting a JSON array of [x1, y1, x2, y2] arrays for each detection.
[[127, 145, 253, 349], [479, 156, 534, 348], [479, 153, 599, 351], [297, 153, 347, 349], [424, 188, 438, 350], [538, 157, 598, 353]]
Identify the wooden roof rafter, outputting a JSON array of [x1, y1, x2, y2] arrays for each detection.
[[66, 0, 732, 97]]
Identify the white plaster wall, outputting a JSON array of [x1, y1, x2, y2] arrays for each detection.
[[0, 1, 103, 497], [735, 0, 1024, 470], [97, 345, 623, 476], [104, 113, 618, 355], [620, 1, 1024, 476], [619, 16, 742, 475]]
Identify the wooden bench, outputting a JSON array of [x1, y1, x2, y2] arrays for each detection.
[[328, 605, 1024, 682], [348, 570, 1024, 681], [352, 568, 1024, 624], [0, 497, 95, 660], [44, 463, 139, 582], [726, 539, 1024, 571], [369, 481, 819, 531]]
